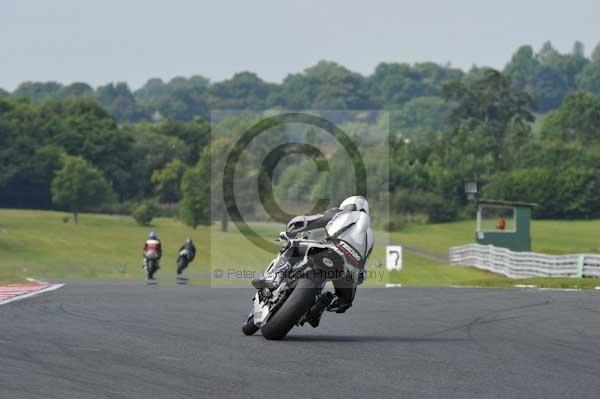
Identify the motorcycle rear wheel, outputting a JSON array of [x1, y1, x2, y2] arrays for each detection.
[[146, 259, 158, 279], [261, 278, 320, 340]]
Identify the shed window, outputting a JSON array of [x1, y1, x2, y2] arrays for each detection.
[[477, 205, 515, 233]]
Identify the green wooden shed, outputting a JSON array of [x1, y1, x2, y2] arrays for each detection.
[[475, 199, 537, 252]]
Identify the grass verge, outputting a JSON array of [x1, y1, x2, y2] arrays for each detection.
[[0, 209, 599, 289]]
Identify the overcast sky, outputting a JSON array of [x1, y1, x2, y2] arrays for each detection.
[[1, 0, 599, 91]]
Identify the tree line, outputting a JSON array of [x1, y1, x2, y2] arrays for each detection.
[[4, 41, 600, 137], [2, 40, 600, 227]]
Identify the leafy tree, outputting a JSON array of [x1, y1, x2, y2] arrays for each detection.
[[590, 41, 600, 64], [40, 98, 136, 200], [484, 167, 600, 219], [541, 92, 600, 144], [576, 43, 600, 97], [530, 42, 587, 111], [151, 159, 186, 203], [132, 201, 156, 226], [13, 81, 62, 101], [209, 72, 277, 109], [0, 99, 68, 208], [96, 82, 140, 121], [535, 66, 569, 111], [391, 96, 449, 140], [443, 69, 535, 166], [576, 63, 600, 97], [23, 145, 66, 208], [129, 128, 189, 197], [51, 155, 115, 223], [59, 82, 94, 98], [204, 137, 235, 231], [370, 62, 463, 108], [153, 119, 210, 164], [135, 75, 210, 121], [504, 45, 539, 92], [504, 42, 588, 112], [180, 162, 210, 229], [280, 61, 372, 109]]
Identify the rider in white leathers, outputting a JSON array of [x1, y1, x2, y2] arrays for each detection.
[[285, 196, 374, 313]]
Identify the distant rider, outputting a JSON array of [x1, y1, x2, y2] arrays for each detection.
[[177, 238, 196, 280], [143, 231, 162, 281], [285, 195, 374, 314]]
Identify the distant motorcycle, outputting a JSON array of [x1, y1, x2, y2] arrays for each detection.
[[176, 239, 196, 282], [242, 219, 361, 340], [144, 251, 160, 283], [177, 249, 192, 276]]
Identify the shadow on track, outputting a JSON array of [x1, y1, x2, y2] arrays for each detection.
[[278, 335, 471, 343]]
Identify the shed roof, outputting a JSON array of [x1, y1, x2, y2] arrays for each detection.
[[478, 199, 537, 208]]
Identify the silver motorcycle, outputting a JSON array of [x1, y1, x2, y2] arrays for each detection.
[[242, 218, 361, 340]]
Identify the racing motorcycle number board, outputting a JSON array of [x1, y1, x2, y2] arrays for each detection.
[[386, 245, 403, 271]]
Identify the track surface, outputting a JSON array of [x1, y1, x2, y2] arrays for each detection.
[[1, 281, 600, 398]]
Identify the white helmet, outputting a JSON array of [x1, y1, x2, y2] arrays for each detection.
[[339, 196, 369, 215]]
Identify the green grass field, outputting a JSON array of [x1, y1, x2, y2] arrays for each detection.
[[391, 219, 600, 255], [0, 210, 207, 283], [0, 209, 598, 289]]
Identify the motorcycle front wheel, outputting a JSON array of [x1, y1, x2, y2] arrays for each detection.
[[261, 278, 320, 340], [177, 258, 187, 274], [242, 315, 259, 336]]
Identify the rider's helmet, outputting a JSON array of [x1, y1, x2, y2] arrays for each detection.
[[149, 231, 158, 240], [186, 237, 192, 244], [339, 196, 369, 215]]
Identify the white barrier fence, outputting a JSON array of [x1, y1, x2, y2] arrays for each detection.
[[449, 244, 600, 279]]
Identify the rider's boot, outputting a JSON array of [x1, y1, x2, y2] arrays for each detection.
[[326, 297, 352, 313], [328, 275, 356, 313], [303, 292, 334, 328]]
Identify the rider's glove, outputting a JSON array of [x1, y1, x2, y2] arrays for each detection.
[[277, 231, 289, 241], [286, 215, 307, 235]]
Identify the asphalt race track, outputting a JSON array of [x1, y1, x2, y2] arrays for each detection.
[[1, 281, 600, 399]]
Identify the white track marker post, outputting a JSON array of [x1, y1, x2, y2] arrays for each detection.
[[386, 245, 403, 271]]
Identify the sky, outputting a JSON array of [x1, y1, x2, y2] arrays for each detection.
[[1, 0, 600, 91]]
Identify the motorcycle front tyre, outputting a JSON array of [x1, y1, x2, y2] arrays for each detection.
[[242, 315, 259, 336], [261, 278, 320, 340]]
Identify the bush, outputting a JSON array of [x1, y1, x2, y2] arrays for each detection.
[[427, 196, 459, 223], [62, 216, 70, 223], [132, 202, 157, 226], [391, 189, 458, 224], [155, 203, 180, 218], [99, 200, 137, 215]]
